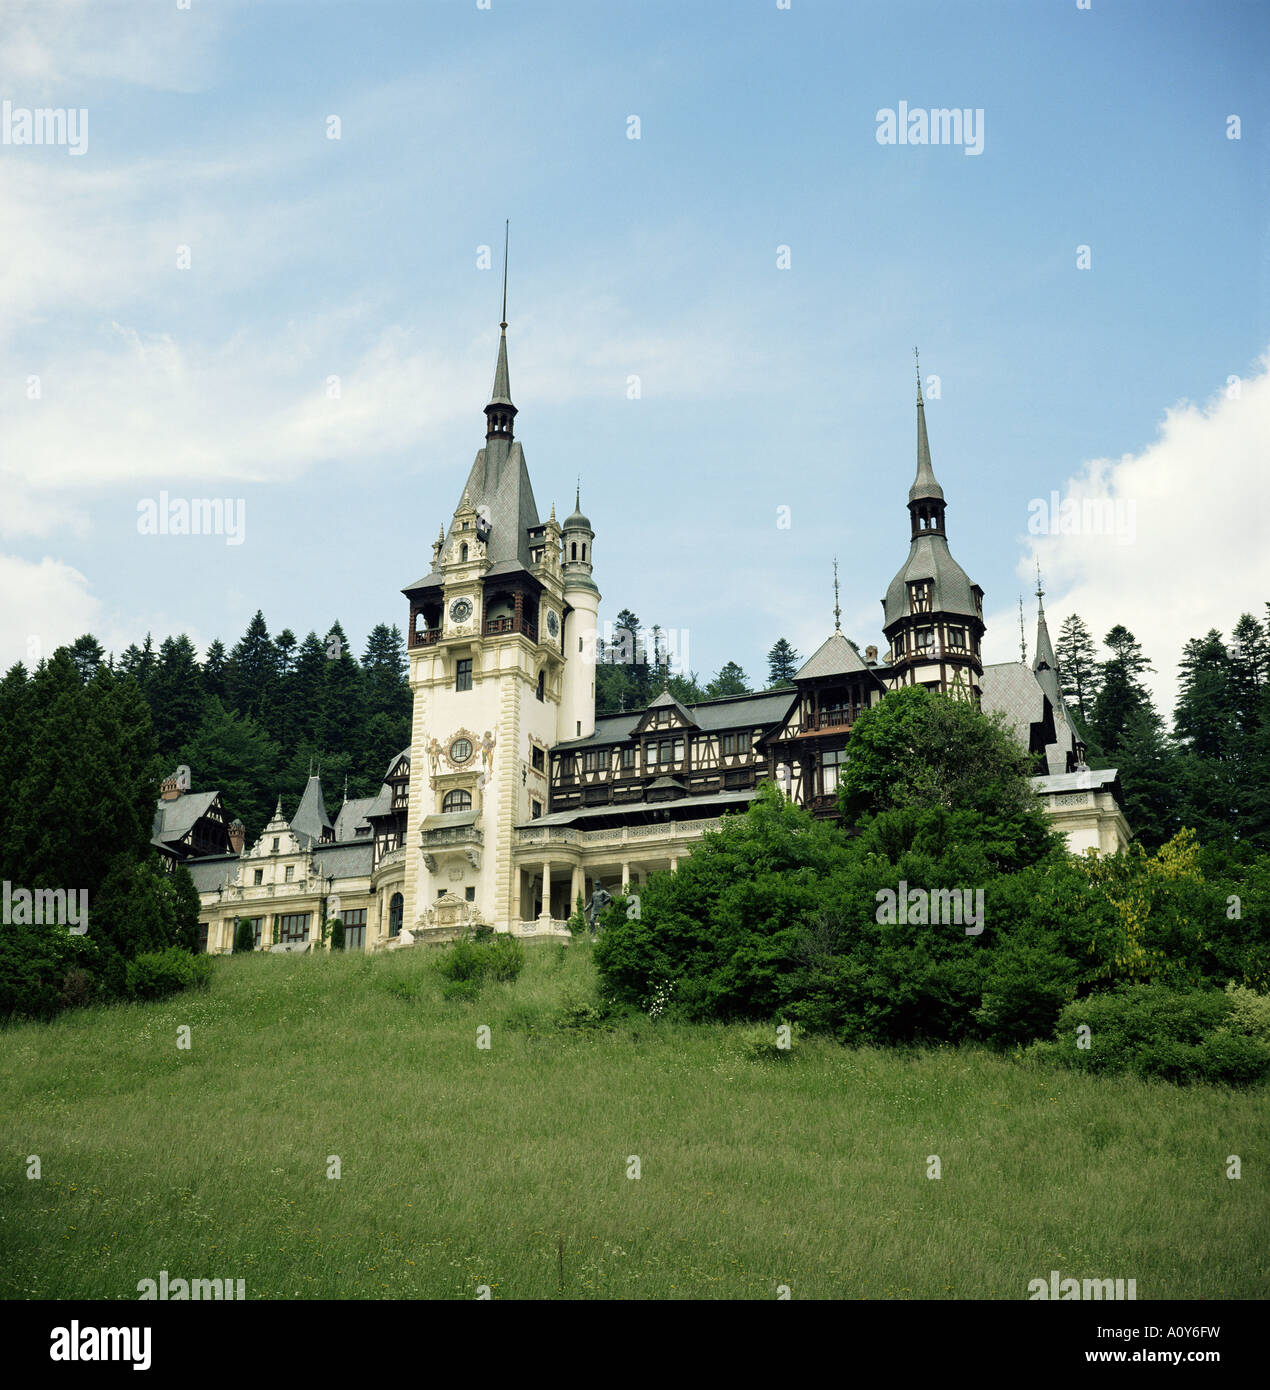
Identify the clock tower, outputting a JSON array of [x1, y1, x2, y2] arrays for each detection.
[[399, 314, 593, 935]]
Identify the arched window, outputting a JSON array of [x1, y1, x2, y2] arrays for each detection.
[[571, 542, 577, 561], [460, 543, 468, 562], [582, 544, 587, 560], [536, 670, 545, 702], [443, 789, 472, 812], [388, 893, 403, 938]]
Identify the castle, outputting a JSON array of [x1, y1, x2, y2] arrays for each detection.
[[179, 316, 1129, 953]]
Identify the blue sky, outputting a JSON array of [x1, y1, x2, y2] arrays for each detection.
[[2, 0, 1267, 714]]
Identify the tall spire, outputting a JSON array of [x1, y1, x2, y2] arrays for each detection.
[[1033, 563, 1058, 675], [832, 558, 841, 632], [906, 349, 946, 540], [484, 220, 516, 442]]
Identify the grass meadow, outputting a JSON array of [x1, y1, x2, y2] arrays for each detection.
[[2, 938, 1267, 1300]]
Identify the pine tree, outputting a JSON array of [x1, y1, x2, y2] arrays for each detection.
[[149, 634, 204, 762], [65, 634, 106, 684], [1090, 625, 1154, 756], [179, 697, 280, 842], [361, 623, 410, 770], [202, 639, 230, 704], [287, 632, 328, 751], [1174, 630, 1236, 761], [117, 634, 156, 695], [227, 611, 278, 727], [1056, 614, 1100, 722], [1116, 707, 1183, 848], [274, 629, 297, 681], [319, 620, 364, 757], [706, 661, 750, 699], [767, 638, 800, 688], [1229, 613, 1268, 736]]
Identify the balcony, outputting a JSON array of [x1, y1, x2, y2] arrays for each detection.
[[484, 615, 538, 642], [409, 627, 440, 650]]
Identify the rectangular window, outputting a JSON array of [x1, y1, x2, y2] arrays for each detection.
[[340, 909, 366, 951], [722, 734, 735, 756], [271, 838, 279, 853], [247, 916, 264, 948], [948, 626, 966, 650], [821, 748, 847, 796], [456, 658, 473, 692], [197, 922, 209, 953], [284, 864, 294, 882], [916, 627, 934, 653], [583, 751, 597, 772], [465, 887, 475, 902], [659, 740, 672, 765], [531, 800, 543, 819], [276, 913, 310, 943], [621, 746, 636, 770], [673, 738, 684, 763], [531, 746, 545, 771], [253, 868, 263, 886]]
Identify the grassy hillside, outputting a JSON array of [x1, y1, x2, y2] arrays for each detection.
[[2, 940, 1267, 1300]]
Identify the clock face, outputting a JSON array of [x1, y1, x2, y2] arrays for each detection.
[[449, 597, 473, 624], [449, 738, 473, 765], [546, 609, 560, 638]]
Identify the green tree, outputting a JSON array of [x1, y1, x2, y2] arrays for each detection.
[[202, 639, 230, 704], [767, 638, 800, 688], [1056, 614, 1100, 723], [706, 661, 750, 699], [1090, 626, 1155, 756], [65, 634, 106, 684], [839, 684, 1044, 824], [149, 634, 204, 763], [179, 697, 280, 842], [227, 611, 278, 728]]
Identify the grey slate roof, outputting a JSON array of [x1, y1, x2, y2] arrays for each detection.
[[291, 775, 333, 848], [883, 534, 981, 627], [645, 688, 698, 726], [333, 796, 377, 842], [312, 841, 374, 878], [552, 689, 798, 751], [184, 855, 240, 894], [795, 631, 870, 680], [981, 662, 1054, 753], [152, 791, 221, 846]]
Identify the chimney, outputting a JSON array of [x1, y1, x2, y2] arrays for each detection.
[[865, 645, 878, 666], [228, 819, 246, 854], [159, 773, 183, 801]]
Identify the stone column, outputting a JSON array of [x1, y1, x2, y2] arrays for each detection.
[[570, 864, 583, 919], [540, 859, 552, 922], [621, 861, 630, 890]]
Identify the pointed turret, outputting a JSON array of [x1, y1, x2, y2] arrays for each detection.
[[484, 322, 517, 442], [1031, 569, 1061, 708], [908, 353, 946, 538]]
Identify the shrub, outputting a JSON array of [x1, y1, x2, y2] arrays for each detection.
[[233, 918, 255, 953], [434, 933, 525, 997], [125, 947, 214, 1002], [734, 1021, 800, 1062], [1027, 984, 1270, 1086], [329, 919, 345, 951], [552, 991, 620, 1032], [1224, 982, 1270, 1042]]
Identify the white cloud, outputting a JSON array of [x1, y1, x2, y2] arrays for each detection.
[[988, 353, 1270, 720]]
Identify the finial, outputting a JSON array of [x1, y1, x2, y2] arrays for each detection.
[[1018, 596, 1027, 664], [915, 346, 923, 404], [1035, 560, 1045, 606], [833, 558, 841, 632], [575, 477, 580, 510], [550, 501, 556, 522], [500, 219, 509, 329]]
